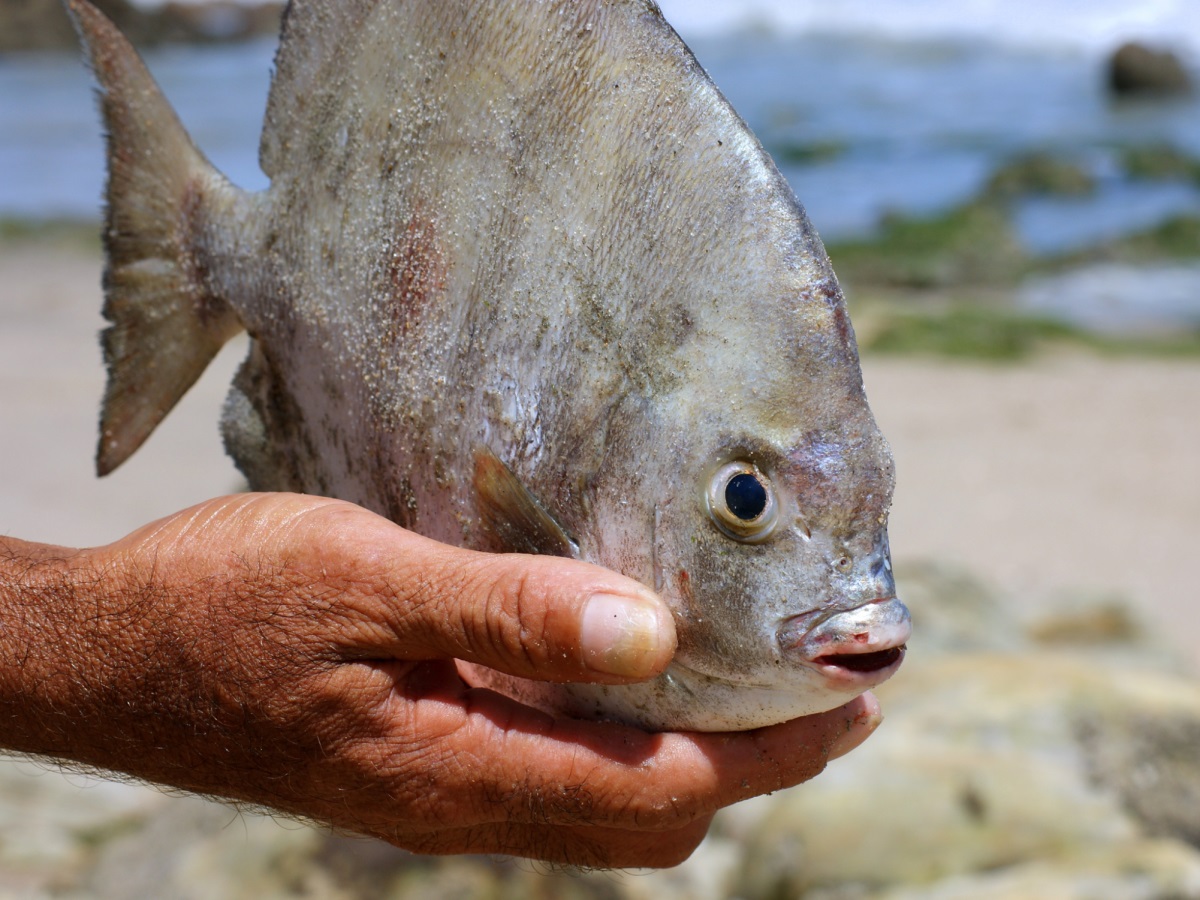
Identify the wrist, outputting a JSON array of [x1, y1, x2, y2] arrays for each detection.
[[0, 537, 191, 779], [0, 537, 97, 759]]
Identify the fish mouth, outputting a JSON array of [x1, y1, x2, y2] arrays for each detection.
[[660, 598, 910, 695], [807, 643, 907, 692], [781, 596, 911, 689], [812, 645, 906, 674]]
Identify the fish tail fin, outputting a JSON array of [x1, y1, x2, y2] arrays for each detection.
[[68, 0, 247, 476]]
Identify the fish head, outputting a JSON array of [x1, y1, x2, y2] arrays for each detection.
[[613, 333, 908, 730], [545, 202, 910, 731], [656, 421, 906, 726]]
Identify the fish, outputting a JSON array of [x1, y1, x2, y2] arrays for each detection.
[[69, 0, 911, 732]]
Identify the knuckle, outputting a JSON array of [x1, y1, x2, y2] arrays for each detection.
[[460, 559, 555, 671]]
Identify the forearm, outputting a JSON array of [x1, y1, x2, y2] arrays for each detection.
[[0, 534, 266, 792], [0, 536, 115, 763], [0, 517, 396, 825]]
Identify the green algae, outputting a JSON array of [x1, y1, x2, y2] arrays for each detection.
[[860, 305, 1200, 361], [983, 153, 1096, 200]]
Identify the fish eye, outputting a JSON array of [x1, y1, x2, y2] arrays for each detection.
[[706, 462, 778, 541]]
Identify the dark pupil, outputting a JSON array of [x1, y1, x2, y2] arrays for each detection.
[[725, 473, 768, 521]]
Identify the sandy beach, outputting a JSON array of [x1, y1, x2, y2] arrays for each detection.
[[867, 352, 1200, 670], [2, 240, 1199, 670]]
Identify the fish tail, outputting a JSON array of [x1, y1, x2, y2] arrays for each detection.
[[68, 0, 247, 476]]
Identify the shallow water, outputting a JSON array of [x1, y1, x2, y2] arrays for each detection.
[[1020, 262, 1200, 334]]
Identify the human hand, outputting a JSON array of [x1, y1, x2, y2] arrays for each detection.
[[0, 493, 881, 867]]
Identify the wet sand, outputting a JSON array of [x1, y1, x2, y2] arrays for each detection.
[[2, 242, 1199, 668]]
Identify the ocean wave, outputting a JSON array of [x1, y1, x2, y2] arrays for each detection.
[[655, 0, 1200, 58]]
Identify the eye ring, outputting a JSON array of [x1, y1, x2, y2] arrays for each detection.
[[706, 462, 779, 542]]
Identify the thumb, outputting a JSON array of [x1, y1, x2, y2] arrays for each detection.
[[326, 512, 678, 684]]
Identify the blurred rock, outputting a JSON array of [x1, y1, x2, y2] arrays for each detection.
[[897, 563, 1186, 672], [0, 0, 282, 54], [890, 562, 1025, 657], [1019, 261, 1200, 337], [737, 655, 1200, 899], [0, 759, 748, 899], [983, 153, 1095, 200], [726, 564, 1200, 898], [826, 202, 1025, 289], [869, 842, 1200, 900], [772, 140, 850, 166], [1120, 144, 1200, 183], [1027, 593, 1145, 646], [1107, 43, 1193, 97], [1078, 690, 1200, 848]]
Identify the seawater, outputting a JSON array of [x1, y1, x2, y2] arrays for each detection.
[[3, 8, 1199, 255]]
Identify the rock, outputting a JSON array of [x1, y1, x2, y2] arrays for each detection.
[[1120, 144, 1200, 183], [825, 202, 1026, 289], [1078, 687, 1200, 848], [871, 841, 1200, 900], [771, 140, 850, 166], [983, 153, 1095, 200], [730, 566, 1200, 899], [1107, 43, 1193, 97], [1018, 262, 1200, 337], [890, 562, 1026, 658], [1026, 592, 1146, 647], [0, 764, 746, 899]]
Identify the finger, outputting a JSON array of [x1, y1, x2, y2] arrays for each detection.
[[290, 500, 677, 683], [369, 664, 881, 832], [466, 692, 881, 828]]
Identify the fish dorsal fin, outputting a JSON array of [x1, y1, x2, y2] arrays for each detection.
[[473, 447, 578, 558]]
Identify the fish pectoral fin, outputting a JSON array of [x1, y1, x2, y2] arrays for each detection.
[[473, 448, 578, 558], [69, 0, 246, 476]]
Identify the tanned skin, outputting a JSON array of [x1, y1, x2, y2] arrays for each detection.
[[0, 493, 881, 868]]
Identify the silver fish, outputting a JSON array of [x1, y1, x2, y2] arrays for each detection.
[[70, 0, 910, 731]]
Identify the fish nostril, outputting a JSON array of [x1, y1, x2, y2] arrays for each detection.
[[834, 555, 852, 574]]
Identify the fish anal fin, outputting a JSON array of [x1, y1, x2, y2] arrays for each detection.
[[67, 0, 248, 475], [473, 448, 578, 558]]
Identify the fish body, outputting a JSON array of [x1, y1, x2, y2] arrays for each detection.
[[70, 0, 910, 731]]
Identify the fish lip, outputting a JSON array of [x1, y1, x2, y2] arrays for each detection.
[[779, 596, 911, 686]]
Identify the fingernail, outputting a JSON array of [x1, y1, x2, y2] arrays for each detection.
[[828, 691, 883, 761], [581, 593, 670, 678]]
